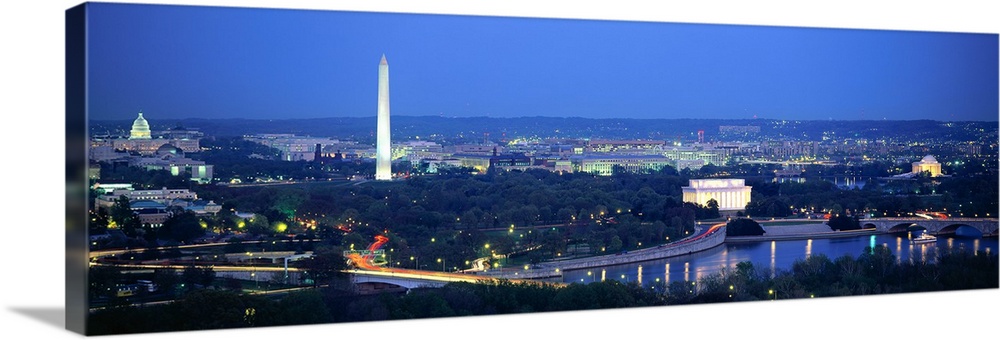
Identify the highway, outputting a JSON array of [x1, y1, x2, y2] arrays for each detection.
[[90, 233, 562, 289], [90, 219, 784, 289], [90, 239, 318, 258], [346, 237, 564, 287]]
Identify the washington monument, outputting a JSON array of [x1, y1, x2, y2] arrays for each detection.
[[375, 54, 391, 180]]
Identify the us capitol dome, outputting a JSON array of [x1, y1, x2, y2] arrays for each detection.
[[129, 111, 152, 140], [91, 111, 212, 183], [103, 111, 202, 156]]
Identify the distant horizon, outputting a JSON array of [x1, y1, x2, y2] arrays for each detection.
[[90, 114, 999, 123]]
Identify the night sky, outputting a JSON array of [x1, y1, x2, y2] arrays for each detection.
[[86, 2, 998, 122]]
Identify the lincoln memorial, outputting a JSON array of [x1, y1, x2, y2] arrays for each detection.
[[682, 179, 752, 211]]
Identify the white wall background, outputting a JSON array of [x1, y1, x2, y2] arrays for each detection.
[[1, 1, 996, 339]]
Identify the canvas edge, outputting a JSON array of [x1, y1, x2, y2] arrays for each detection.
[[57, 2, 999, 337], [66, 2, 89, 335]]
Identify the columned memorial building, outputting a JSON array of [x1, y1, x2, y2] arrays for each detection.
[[912, 155, 943, 177], [682, 178, 752, 211]]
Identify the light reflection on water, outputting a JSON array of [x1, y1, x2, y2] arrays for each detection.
[[664, 263, 670, 283], [562, 232, 998, 286], [770, 241, 776, 278], [637, 265, 643, 285]]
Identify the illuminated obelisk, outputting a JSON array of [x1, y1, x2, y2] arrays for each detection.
[[375, 54, 392, 180]]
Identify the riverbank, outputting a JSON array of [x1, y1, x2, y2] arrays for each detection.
[[725, 223, 879, 243]]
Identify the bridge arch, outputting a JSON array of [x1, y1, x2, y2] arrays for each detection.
[[938, 224, 988, 237], [887, 223, 923, 233], [987, 225, 999, 236], [862, 218, 998, 236]]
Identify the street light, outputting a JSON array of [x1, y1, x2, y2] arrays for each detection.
[[437, 258, 445, 272]]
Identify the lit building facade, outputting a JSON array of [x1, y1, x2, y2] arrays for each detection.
[[452, 154, 493, 173], [662, 147, 728, 166], [572, 155, 672, 176], [396, 141, 445, 162], [95, 187, 198, 209], [489, 153, 534, 172], [586, 139, 666, 153], [912, 155, 943, 177], [244, 134, 354, 162], [448, 144, 504, 155], [128, 144, 214, 183], [682, 179, 752, 211], [107, 112, 202, 155]]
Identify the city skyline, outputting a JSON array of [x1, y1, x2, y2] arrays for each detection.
[[85, 3, 998, 122]]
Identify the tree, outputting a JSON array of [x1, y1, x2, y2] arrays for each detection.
[[296, 248, 348, 287], [666, 280, 697, 304], [153, 268, 180, 298], [274, 291, 332, 325], [705, 199, 721, 219], [171, 289, 277, 329], [88, 266, 122, 299], [827, 214, 861, 231], [245, 214, 271, 236], [224, 277, 243, 292], [182, 265, 216, 291], [652, 220, 667, 243], [110, 195, 141, 237], [608, 235, 623, 253], [745, 196, 792, 218], [159, 211, 205, 243], [89, 207, 111, 235], [726, 218, 765, 236]]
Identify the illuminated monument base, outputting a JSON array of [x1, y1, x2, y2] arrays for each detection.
[[682, 178, 752, 211]]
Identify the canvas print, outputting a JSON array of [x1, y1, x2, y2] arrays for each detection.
[[67, 2, 999, 336]]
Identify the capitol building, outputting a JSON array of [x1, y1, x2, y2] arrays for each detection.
[[101, 111, 201, 155], [90, 111, 212, 183]]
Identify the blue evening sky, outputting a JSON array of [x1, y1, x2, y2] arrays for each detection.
[[86, 2, 998, 121]]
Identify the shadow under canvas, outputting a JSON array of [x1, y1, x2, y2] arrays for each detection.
[[9, 307, 65, 330]]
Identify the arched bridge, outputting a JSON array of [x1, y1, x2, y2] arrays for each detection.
[[860, 218, 998, 236], [349, 268, 566, 293], [351, 270, 474, 289]]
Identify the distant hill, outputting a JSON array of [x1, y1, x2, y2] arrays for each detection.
[[88, 116, 996, 144]]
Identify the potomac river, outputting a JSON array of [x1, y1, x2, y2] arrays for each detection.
[[560, 226, 997, 286]]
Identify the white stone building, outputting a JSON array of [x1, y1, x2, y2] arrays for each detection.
[[682, 178, 752, 211]]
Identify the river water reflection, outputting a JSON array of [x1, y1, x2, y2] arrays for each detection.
[[561, 231, 997, 286]]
